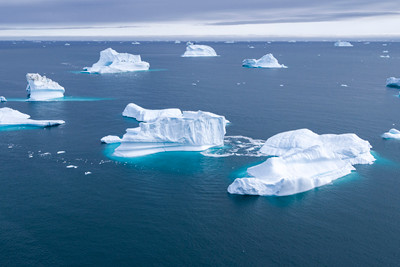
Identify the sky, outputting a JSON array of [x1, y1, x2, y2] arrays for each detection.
[[0, 0, 399, 40]]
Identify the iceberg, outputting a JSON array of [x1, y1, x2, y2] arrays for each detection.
[[26, 73, 65, 101], [242, 54, 287, 68], [101, 135, 122, 144], [0, 107, 64, 127], [122, 103, 182, 122], [104, 111, 228, 157], [0, 96, 6, 102], [228, 129, 375, 196], [334, 41, 353, 47], [174, 40, 181, 44], [182, 43, 218, 57], [382, 128, 400, 139], [386, 77, 400, 88], [83, 48, 150, 74]]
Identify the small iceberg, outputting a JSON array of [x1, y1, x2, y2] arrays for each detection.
[[334, 41, 353, 47], [182, 42, 218, 57], [228, 129, 374, 196], [380, 55, 390, 58], [0, 107, 64, 127], [174, 40, 181, 44], [382, 128, 400, 139], [131, 41, 140, 45], [122, 103, 182, 122], [0, 96, 6, 102], [103, 111, 228, 157], [83, 48, 150, 74], [242, 54, 287, 68], [101, 135, 122, 144], [386, 77, 400, 88], [26, 73, 65, 101]]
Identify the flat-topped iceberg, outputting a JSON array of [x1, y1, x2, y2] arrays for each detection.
[[228, 129, 375, 196], [0, 96, 6, 102], [122, 103, 182, 122], [0, 107, 64, 127], [182, 43, 218, 57], [104, 111, 228, 157], [386, 77, 400, 88], [334, 41, 353, 47], [242, 54, 287, 68], [26, 73, 65, 101], [83, 48, 150, 74], [101, 135, 122, 144], [382, 128, 400, 139]]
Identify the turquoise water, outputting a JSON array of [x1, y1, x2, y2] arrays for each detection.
[[0, 41, 400, 266]]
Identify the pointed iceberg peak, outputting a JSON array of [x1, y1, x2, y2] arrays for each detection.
[[26, 73, 65, 101], [242, 53, 287, 68], [182, 43, 218, 57], [83, 48, 150, 74]]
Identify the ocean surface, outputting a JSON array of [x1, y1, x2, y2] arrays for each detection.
[[0, 41, 399, 266]]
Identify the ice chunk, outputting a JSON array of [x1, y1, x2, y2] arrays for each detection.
[[108, 111, 227, 157], [0, 96, 6, 102], [334, 41, 353, 47], [64, 43, 70, 46], [122, 103, 182, 122], [228, 129, 375, 196], [26, 73, 65, 101], [57, 151, 66, 154], [386, 77, 400, 88], [242, 54, 287, 68], [0, 107, 64, 127], [83, 48, 150, 74], [182, 43, 218, 57], [174, 40, 181, 44], [380, 55, 390, 58], [66, 165, 78, 168], [101, 135, 122, 144], [131, 41, 140, 45], [382, 128, 400, 139]]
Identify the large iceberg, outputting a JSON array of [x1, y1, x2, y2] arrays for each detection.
[[104, 111, 228, 157], [181, 43, 218, 57], [228, 129, 375, 196], [122, 103, 182, 122], [0, 107, 64, 127], [386, 77, 400, 88], [382, 128, 400, 139], [242, 54, 287, 68], [334, 41, 353, 47], [26, 73, 65, 101], [83, 48, 150, 74]]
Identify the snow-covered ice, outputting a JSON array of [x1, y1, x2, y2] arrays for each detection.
[[228, 129, 375, 196], [242, 54, 287, 68], [386, 77, 400, 88], [122, 103, 182, 122], [0, 96, 6, 102], [83, 48, 150, 74], [101, 135, 122, 144], [382, 128, 400, 139], [57, 151, 66, 154], [26, 73, 65, 101], [104, 111, 228, 157], [182, 43, 218, 57], [0, 107, 65, 127], [334, 41, 353, 47]]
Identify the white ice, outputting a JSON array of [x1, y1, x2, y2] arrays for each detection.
[[83, 48, 150, 74], [101, 135, 122, 144], [26, 73, 65, 101], [242, 54, 287, 68], [334, 41, 353, 47], [122, 103, 182, 122], [228, 129, 375, 196], [0, 107, 65, 127], [382, 128, 400, 139], [0, 96, 6, 102], [386, 77, 400, 88], [182, 43, 218, 57]]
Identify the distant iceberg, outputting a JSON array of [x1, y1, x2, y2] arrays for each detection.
[[182, 43, 218, 57], [83, 48, 150, 74], [334, 41, 353, 47], [382, 128, 400, 139], [242, 54, 287, 68], [103, 111, 228, 157], [386, 77, 400, 88], [122, 103, 182, 122], [228, 129, 375, 196], [0, 107, 64, 127], [131, 41, 140, 45], [26, 73, 65, 101], [0, 96, 6, 102], [174, 40, 181, 44]]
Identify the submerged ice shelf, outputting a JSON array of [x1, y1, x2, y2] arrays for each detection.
[[182, 43, 218, 57], [242, 54, 287, 68], [26, 73, 65, 101], [0, 107, 64, 127], [83, 48, 150, 73], [228, 129, 375, 196]]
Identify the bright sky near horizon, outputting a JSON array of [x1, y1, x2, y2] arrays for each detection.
[[0, 0, 399, 39]]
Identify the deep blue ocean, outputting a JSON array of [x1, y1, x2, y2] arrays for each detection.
[[0, 41, 400, 266]]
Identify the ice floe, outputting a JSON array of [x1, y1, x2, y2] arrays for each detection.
[[382, 128, 400, 139], [26, 73, 65, 101], [0, 107, 65, 127], [334, 41, 353, 47], [182, 42, 218, 57], [242, 54, 287, 68], [228, 129, 375, 196], [83, 48, 150, 73], [386, 77, 400, 88]]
